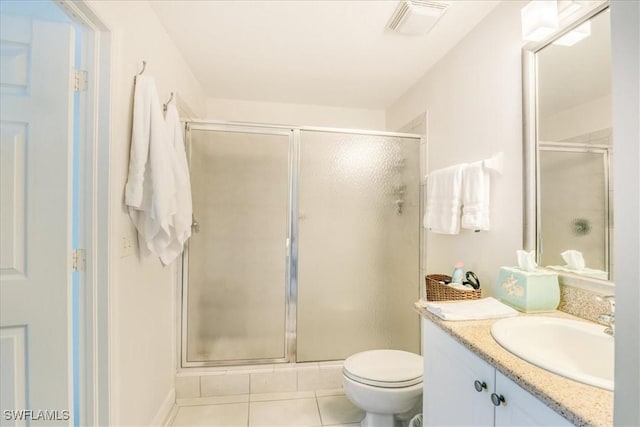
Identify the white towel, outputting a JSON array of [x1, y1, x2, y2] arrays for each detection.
[[423, 297, 518, 321], [461, 160, 490, 231], [424, 164, 466, 234], [125, 75, 177, 256], [159, 101, 193, 265]]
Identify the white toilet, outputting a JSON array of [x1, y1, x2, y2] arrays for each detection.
[[342, 349, 423, 427]]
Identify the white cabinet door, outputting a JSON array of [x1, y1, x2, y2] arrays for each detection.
[[423, 319, 573, 427], [423, 319, 495, 427], [0, 13, 75, 424], [493, 371, 572, 427]]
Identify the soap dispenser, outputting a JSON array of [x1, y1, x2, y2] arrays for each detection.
[[451, 261, 464, 284]]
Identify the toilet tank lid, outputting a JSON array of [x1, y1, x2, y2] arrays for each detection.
[[343, 349, 423, 383]]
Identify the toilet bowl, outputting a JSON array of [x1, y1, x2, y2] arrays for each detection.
[[342, 349, 423, 427]]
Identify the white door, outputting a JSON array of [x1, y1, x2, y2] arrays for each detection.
[[1, 14, 75, 425]]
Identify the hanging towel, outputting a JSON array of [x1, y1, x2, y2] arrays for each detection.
[[159, 100, 193, 265], [422, 297, 518, 321], [125, 75, 177, 256], [461, 160, 490, 231], [424, 164, 466, 234]]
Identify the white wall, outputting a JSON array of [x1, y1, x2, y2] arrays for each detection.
[[539, 95, 612, 141], [85, 1, 207, 425], [207, 98, 386, 130], [611, 1, 640, 424], [386, 1, 525, 292]]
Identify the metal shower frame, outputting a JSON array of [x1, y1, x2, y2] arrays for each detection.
[[179, 120, 424, 368]]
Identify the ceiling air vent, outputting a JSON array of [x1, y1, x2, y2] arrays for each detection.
[[387, 0, 450, 36]]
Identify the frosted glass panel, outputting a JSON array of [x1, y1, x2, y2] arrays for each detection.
[[539, 149, 607, 270], [186, 129, 290, 363], [296, 131, 421, 361]]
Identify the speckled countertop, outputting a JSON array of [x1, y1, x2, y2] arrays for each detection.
[[414, 302, 613, 427]]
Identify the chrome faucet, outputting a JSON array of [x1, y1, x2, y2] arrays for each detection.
[[596, 295, 615, 336]]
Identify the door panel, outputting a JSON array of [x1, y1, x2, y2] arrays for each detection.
[[0, 14, 75, 424], [296, 131, 421, 361], [184, 128, 291, 364], [423, 320, 495, 427], [494, 371, 572, 426]]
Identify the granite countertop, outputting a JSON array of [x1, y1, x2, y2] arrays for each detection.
[[414, 302, 613, 427]]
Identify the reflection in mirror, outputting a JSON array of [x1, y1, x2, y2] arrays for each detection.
[[539, 145, 610, 280], [525, 6, 613, 282]]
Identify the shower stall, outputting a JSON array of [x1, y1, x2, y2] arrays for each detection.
[[538, 142, 611, 273], [181, 122, 422, 367]]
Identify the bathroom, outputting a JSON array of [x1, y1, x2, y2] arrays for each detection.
[[0, 0, 637, 426]]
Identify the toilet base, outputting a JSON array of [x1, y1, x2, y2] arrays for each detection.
[[360, 412, 396, 427], [359, 399, 422, 427]]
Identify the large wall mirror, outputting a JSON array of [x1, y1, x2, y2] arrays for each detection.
[[523, 3, 613, 284]]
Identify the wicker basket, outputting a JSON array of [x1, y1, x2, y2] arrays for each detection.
[[425, 274, 481, 301]]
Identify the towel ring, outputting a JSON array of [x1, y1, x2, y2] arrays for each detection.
[[163, 92, 174, 112]]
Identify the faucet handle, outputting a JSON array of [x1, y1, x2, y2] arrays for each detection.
[[595, 295, 615, 336], [598, 313, 614, 325], [596, 295, 615, 313]]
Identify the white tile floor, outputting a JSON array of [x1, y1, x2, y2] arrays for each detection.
[[170, 389, 364, 427]]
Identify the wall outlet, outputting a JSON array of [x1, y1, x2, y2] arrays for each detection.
[[121, 235, 135, 258]]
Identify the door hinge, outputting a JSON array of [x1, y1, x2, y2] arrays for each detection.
[[72, 249, 86, 272], [74, 69, 88, 92]]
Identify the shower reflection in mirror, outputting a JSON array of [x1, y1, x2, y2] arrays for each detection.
[[524, 5, 613, 281]]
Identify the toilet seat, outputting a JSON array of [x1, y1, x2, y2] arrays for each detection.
[[343, 349, 423, 388]]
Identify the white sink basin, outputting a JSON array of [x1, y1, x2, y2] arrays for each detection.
[[491, 316, 614, 390]]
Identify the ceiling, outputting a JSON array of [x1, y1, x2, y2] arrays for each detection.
[[150, 0, 500, 110]]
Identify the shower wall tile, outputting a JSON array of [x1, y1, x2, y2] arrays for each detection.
[[298, 366, 343, 391], [250, 369, 297, 394], [275, 361, 317, 370], [226, 366, 274, 375], [179, 364, 348, 398], [318, 360, 343, 368], [175, 375, 201, 399], [201, 373, 250, 397]]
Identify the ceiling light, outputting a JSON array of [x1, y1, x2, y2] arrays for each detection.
[[387, 1, 450, 36], [521, 1, 559, 42], [553, 20, 591, 46]]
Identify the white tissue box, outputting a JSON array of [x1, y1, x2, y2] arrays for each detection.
[[496, 267, 560, 313]]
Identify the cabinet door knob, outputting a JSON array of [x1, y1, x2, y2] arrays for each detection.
[[474, 380, 487, 392], [491, 393, 506, 406]]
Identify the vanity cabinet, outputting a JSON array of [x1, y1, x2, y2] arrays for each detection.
[[422, 318, 572, 426]]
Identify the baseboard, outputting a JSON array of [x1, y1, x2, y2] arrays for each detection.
[[151, 388, 176, 426]]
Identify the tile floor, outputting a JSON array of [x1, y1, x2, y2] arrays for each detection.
[[170, 389, 364, 427]]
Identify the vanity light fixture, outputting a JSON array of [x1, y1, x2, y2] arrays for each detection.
[[521, 0, 597, 43], [553, 20, 591, 46], [521, 1, 559, 42], [557, 0, 588, 18]]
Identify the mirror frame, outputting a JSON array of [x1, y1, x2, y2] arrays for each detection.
[[522, 0, 614, 292]]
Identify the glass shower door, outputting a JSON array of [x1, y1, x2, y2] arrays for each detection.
[[184, 125, 292, 365], [539, 146, 610, 272], [296, 130, 421, 362]]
